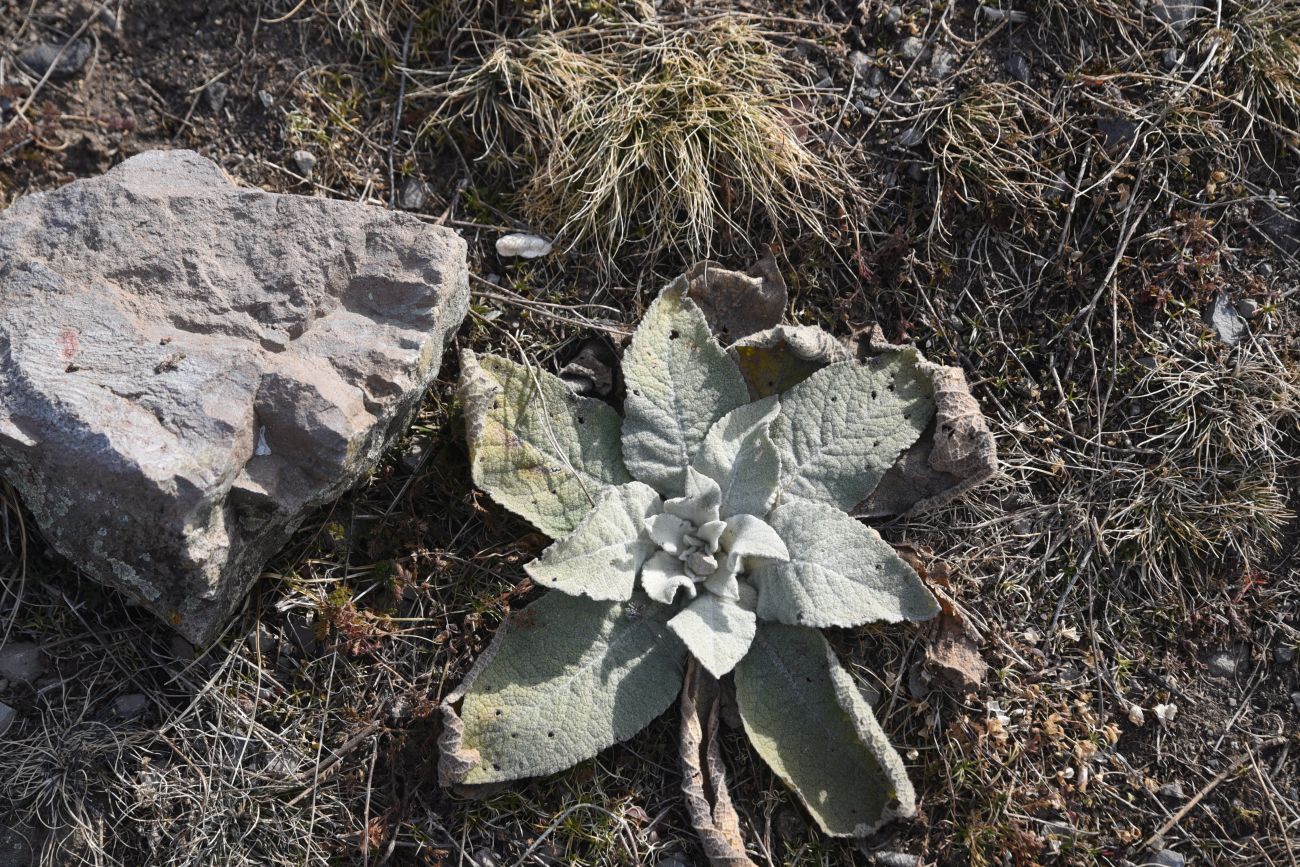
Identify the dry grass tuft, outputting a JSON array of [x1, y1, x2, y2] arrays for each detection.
[[1102, 335, 1298, 583], [412, 14, 857, 262], [1223, 1, 1300, 134], [926, 81, 1071, 237]]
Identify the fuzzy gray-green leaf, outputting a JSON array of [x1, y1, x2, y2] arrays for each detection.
[[735, 623, 916, 837], [668, 588, 758, 678], [452, 592, 686, 785], [461, 350, 631, 538], [525, 482, 662, 601], [622, 280, 750, 497], [769, 353, 934, 511], [750, 499, 938, 628], [692, 396, 781, 518]]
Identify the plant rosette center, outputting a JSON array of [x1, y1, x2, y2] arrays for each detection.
[[641, 468, 788, 609]]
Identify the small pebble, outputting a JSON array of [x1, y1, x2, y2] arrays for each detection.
[[1275, 645, 1295, 664], [1158, 780, 1186, 800], [1205, 293, 1246, 347], [1161, 48, 1184, 69], [0, 701, 15, 736], [1144, 849, 1186, 867], [0, 642, 47, 684], [1206, 651, 1238, 678], [244, 623, 279, 658], [398, 178, 430, 211], [98, 6, 122, 31], [1290, 692, 1300, 712], [1236, 298, 1261, 319], [18, 39, 92, 80], [495, 233, 552, 259], [899, 37, 925, 61], [1004, 53, 1030, 82], [884, 5, 904, 25], [930, 49, 956, 78], [871, 852, 921, 867], [896, 127, 925, 148], [848, 50, 872, 79], [292, 150, 317, 176], [472, 849, 500, 867], [112, 693, 148, 719], [257, 89, 275, 109], [205, 81, 229, 113]]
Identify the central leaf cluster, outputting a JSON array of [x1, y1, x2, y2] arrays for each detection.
[[516, 284, 941, 681], [641, 467, 788, 607]]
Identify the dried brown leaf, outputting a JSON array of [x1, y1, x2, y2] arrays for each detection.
[[679, 658, 757, 867]]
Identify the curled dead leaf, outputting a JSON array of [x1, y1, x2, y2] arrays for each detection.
[[680, 658, 758, 867], [898, 548, 987, 693], [857, 326, 998, 517], [683, 258, 787, 345]]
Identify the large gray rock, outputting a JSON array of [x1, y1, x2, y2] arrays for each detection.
[[0, 150, 468, 643]]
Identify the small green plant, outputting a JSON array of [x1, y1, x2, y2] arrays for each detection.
[[441, 274, 971, 844]]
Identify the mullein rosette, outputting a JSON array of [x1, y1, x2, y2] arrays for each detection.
[[440, 270, 992, 840]]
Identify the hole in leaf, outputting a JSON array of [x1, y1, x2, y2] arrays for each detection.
[[633, 389, 641, 396], [577, 416, 585, 424], [493, 763, 501, 771], [669, 329, 680, 339], [494, 709, 502, 716], [548, 731, 555, 738], [871, 390, 877, 400]]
